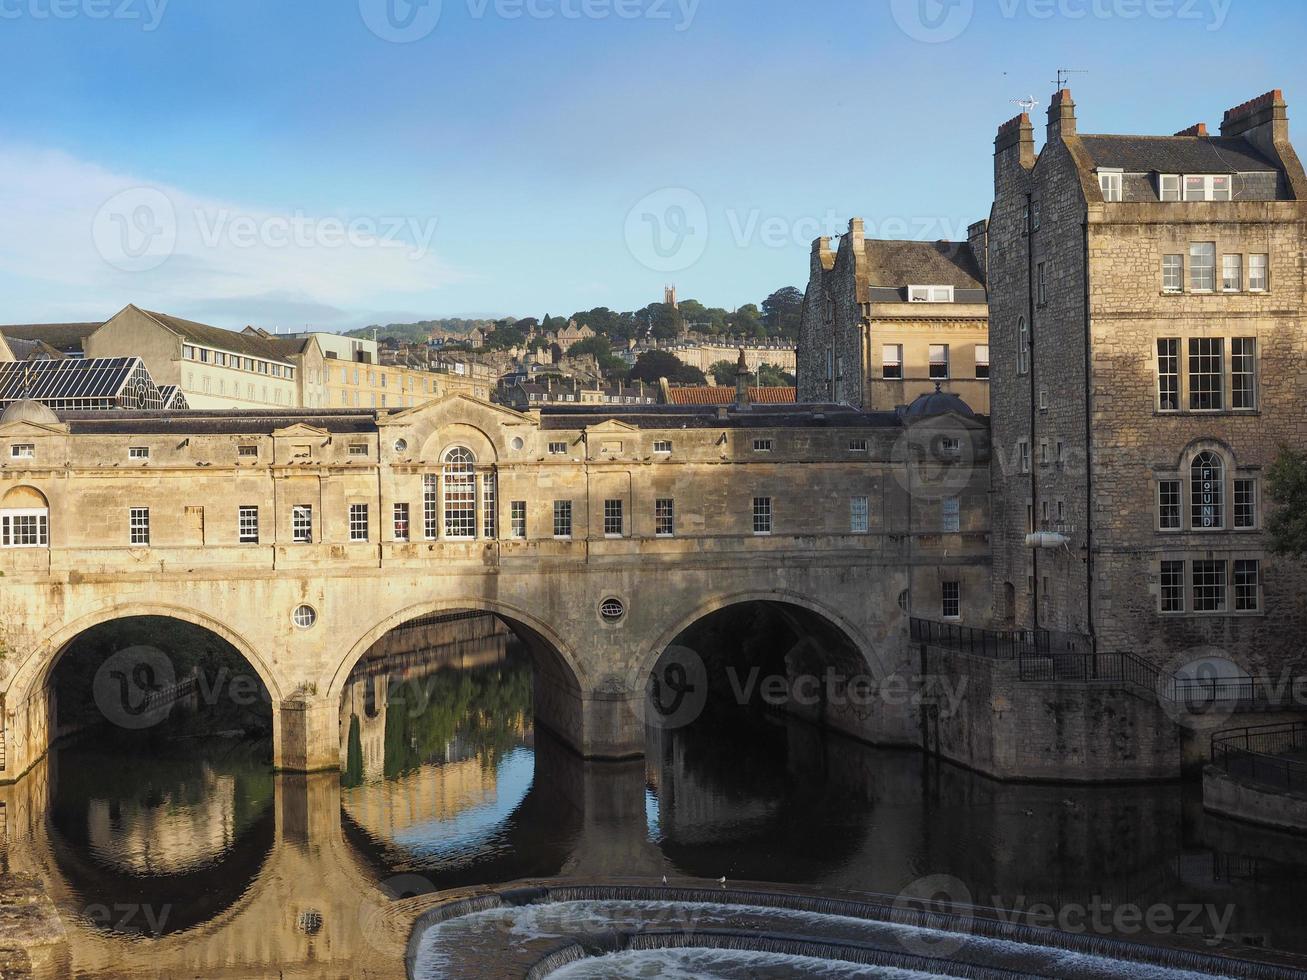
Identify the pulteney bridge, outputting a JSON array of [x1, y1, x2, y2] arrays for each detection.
[[0, 392, 991, 781]]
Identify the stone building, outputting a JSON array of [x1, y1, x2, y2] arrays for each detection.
[[986, 87, 1307, 677], [799, 220, 990, 413]]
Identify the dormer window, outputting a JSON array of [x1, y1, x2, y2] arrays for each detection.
[[1097, 169, 1123, 202], [1157, 174, 1181, 201], [1168, 174, 1233, 201], [908, 285, 954, 303]]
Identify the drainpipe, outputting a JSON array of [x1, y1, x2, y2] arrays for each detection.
[[1082, 219, 1095, 652], [1026, 192, 1040, 631]]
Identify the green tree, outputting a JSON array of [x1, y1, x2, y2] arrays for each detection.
[[629, 350, 705, 385], [727, 303, 764, 338], [709, 359, 738, 386], [761, 286, 803, 339], [1267, 445, 1307, 558]]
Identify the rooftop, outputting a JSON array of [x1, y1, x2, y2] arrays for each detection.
[[1077, 133, 1279, 174], [664, 386, 797, 406], [863, 240, 985, 293]]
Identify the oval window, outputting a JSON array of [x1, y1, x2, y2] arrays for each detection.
[[393, 439, 409, 454], [600, 598, 626, 622]]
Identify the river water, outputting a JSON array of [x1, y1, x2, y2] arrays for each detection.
[[4, 614, 1307, 977]]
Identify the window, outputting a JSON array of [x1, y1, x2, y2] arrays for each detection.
[[1184, 175, 1232, 201], [974, 345, 990, 379], [10, 444, 34, 459], [238, 444, 258, 458], [1162, 254, 1183, 293], [1017, 317, 1029, 376], [443, 447, 477, 539], [1192, 560, 1227, 612], [1234, 478, 1257, 529], [850, 496, 869, 534], [881, 344, 903, 380], [1222, 254, 1243, 292], [548, 441, 568, 456], [1031, 202, 1040, 230], [1191, 451, 1224, 529], [238, 506, 259, 544], [1249, 253, 1268, 291], [1018, 439, 1030, 474], [129, 446, 149, 460], [753, 439, 773, 452], [603, 499, 624, 537], [393, 503, 410, 541], [1160, 561, 1185, 612], [1098, 170, 1122, 202], [293, 605, 317, 629], [1158, 480, 1182, 530], [1188, 338, 1223, 410], [752, 497, 772, 535], [848, 439, 869, 453], [292, 505, 312, 543], [349, 503, 369, 541], [482, 473, 497, 539], [348, 444, 369, 457], [653, 440, 672, 454], [510, 501, 527, 539], [908, 285, 954, 302], [928, 345, 950, 380], [1158, 174, 1181, 202], [130, 507, 150, 546], [941, 581, 961, 619], [1156, 338, 1180, 411], [422, 474, 438, 539], [1231, 338, 1256, 410], [941, 497, 960, 533], [553, 500, 573, 538], [1189, 242, 1216, 291], [655, 498, 675, 537], [1234, 559, 1260, 612], [1036, 262, 1047, 305], [1, 509, 48, 548]]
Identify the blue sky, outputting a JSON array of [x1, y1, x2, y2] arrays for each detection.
[[0, 0, 1301, 331]]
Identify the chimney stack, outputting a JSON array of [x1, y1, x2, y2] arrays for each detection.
[[1174, 122, 1209, 137], [1221, 89, 1288, 145], [967, 219, 989, 286], [1047, 88, 1076, 139], [994, 112, 1035, 184], [735, 348, 752, 410], [811, 236, 835, 277]]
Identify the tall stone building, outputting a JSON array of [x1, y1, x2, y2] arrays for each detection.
[[987, 88, 1307, 676], [799, 219, 990, 412]]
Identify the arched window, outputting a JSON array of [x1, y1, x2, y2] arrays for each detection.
[[1, 486, 49, 548], [1191, 451, 1224, 529], [1017, 317, 1029, 376], [442, 447, 477, 539]]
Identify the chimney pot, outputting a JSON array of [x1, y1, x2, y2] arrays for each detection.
[[1174, 122, 1209, 137]]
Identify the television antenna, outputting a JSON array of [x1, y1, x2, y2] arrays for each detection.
[[1011, 95, 1039, 113], [1052, 68, 1088, 91]]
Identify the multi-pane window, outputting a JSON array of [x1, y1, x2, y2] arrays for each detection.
[[850, 496, 869, 534], [752, 497, 772, 535], [603, 499, 624, 537], [1222, 254, 1243, 292], [238, 445, 258, 458], [423, 474, 438, 539], [653, 440, 672, 454], [941, 581, 961, 619], [1234, 479, 1257, 529], [238, 506, 259, 544], [1183, 175, 1231, 201], [349, 504, 369, 541], [655, 498, 675, 537], [941, 497, 960, 533], [882, 344, 903, 380], [1192, 560, 1227, 612], [1188, 338, 1223, 410], [1189, 242, 1216, 291], [130, 507, 150, 545], [548, 441, 568, 455], [1036, 262, 1047, 305], [1234, 560, 1260, 612], [974, 345, 990, 379], [1098, 171, 1122, 201], [1249, 253, 1268, 291], [553, 500, 573, 538], [511, 501, 527, 538], [1, 509, 48, 547], [292, 504, 313, 543], [443, 447, 477, 539], [393, 503, 410, 542], [10, 444, 34, 459], [1158, 174, 1181, 201], [348, 444, 369, 457], [753, 439, 773, 452], [1231, 338, 1256, 410], [848, 439, 869, 452], [1162, 254, 1183, 293], [1191, 452, 1224, 529], [928, 345, 950, 380], [1156, 338, 1181, 411], [129, 446, 150, 460], [1018, 439, 1030, 474], [482, 473, 497, 539], [1017, 317, 1029, 376], [1158, 480, 1182, 530], [1160, 561, 1185, 612]]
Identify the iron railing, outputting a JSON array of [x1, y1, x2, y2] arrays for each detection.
[[1211, 722, 1307, 794], [909, 618, 1090, 660]]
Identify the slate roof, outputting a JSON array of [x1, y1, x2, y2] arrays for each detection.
[[1077, 135, 1278, 173], [0, 322, 102, 354], [63, 409, 378, 435], [665, 386, 797, 406], [863, 241, 985, 290], [138, 310, 294, 363], [2, 336, 66, 361], [538, 404, 909, 430]]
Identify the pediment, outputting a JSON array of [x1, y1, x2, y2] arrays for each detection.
[[0, 420, 68, 437], [379, 392, 536, 429], [271, 422, 330, 439], [584, 418, 641, 434]]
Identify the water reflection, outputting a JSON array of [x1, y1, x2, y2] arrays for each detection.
[[3, 613, 1307, 977]]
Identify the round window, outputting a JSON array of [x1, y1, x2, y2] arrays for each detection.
[[293, 605, 317, 629], [393, 438, 409, 454], [599, 597, 626, 622], [511, 436, 525, 451]]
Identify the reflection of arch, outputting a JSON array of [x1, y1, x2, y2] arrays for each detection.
[[636, 590, 885, 689]]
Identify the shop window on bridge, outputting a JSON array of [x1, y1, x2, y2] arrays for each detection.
[[443, 447, 477, 539]]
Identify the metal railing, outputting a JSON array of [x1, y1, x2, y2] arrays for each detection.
[[910, 618, 1090, 660], [1017, 651, 1282, 710], [1211, 722, 1307, 795]]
